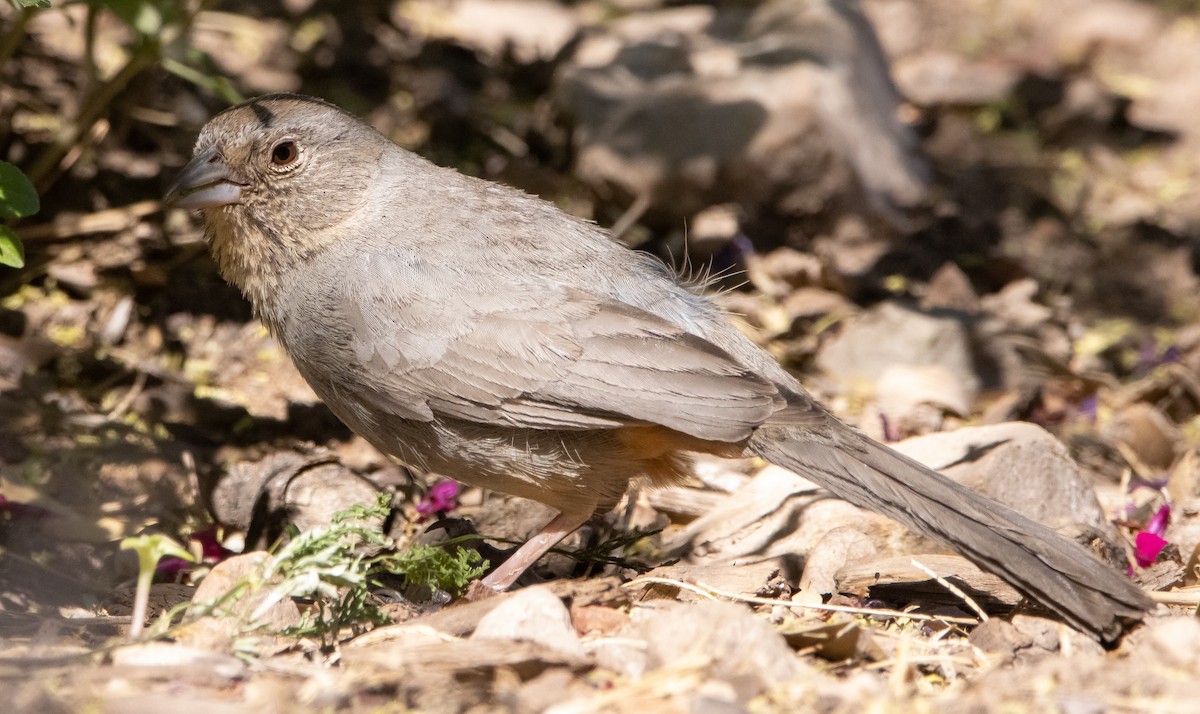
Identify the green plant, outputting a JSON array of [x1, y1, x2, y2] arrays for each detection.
[[0, 160, 38, 268], [1, 0, 240, 196], [189, 494, 487, 649], [119, 533, 195, 639]]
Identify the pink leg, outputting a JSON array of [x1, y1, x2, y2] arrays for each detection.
[[478, 509, 593, 591]]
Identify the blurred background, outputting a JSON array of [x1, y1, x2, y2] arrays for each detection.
[[2, 0, 1199, 629]]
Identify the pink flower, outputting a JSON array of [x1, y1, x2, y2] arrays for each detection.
[[1146, 504, 1170, 538], [154, 526, 232, 580], [1133, 505, 1171, 568], [416, 480, 460, 518], [1134, 531, 1168, 568]]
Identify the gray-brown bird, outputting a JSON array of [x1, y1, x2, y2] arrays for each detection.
[[167, 94, 1151, 641]]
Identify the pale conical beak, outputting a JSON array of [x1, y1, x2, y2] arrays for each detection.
[[166, 148, 246, 210]]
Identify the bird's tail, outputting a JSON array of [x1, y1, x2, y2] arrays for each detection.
[[750, 424, 1152, 642]]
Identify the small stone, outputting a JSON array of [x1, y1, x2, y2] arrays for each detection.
[[472, 585, 584, 658]]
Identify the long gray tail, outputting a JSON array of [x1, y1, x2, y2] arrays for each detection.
[[750, 424, 1152, 641]]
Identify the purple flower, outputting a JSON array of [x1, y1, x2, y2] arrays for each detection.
[[154, 526, 232, 580], [1146, 504, 1171, 538], [1134, 531, 1168, 568], [1132, 505, 1171, 569], [155, 556, 194, 579], [416, 480, 460, 517]]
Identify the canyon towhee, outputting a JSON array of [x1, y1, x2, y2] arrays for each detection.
[[167, 94, 1150, 640]]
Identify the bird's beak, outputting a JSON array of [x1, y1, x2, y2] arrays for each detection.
[[166, 148, 246, 210]]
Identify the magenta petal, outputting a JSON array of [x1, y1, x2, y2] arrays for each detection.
[[417, 481, 461, 516], [155, 556, 193, 578], [1146, 505, 1171, 538], [1134, 531, 1168, 568], [191, 526, 232, 563]]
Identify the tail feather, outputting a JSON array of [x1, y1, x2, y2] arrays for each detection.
[[751, 424, 1152, 641]]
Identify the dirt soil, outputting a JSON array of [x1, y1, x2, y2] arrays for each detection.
[[2, 0, 1200, 712]]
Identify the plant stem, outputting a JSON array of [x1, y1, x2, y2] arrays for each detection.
[[128, 568, 151, 640], [26, 0, 217, 193], [26, 42, 159, 191]]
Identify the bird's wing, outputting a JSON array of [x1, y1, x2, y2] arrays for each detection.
[[332, 251, 782, 443]]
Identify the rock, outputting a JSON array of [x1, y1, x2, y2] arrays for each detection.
[[799, 526, 877, 596], [636, 601, 808, 702], [1104, 402, 1182, 472], [556, 0, 928, 227], [662, 464, 823, 562], [516, 669, 595, 714], [816, 301, 981, 404], [176, 552, 301, 654], [890, 422, 1110, 533], [398, 0, 580, 64], [875, 363, 975, 420], [685, 681, 744, 714], [968, 618, 1034, 664], [1141, 616, 1200, 672], [209, 449, 385, 550], [569, 604, 629, 638], [472, 585, 584, 658]]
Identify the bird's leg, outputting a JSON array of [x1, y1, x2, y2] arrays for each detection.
[[478, 509, 593, 591]]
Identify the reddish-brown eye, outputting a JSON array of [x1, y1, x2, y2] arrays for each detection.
[[271, 141, 298, 167]]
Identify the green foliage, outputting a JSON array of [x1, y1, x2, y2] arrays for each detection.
[[377, 543, 489, 594], [99, 0, 183, 37], [88, 0, 245, 103], [0, 160, 38, 268], [0, 161, 39, 219], [10, 0, 50, 8], [0, 229, 23, 268], [193, 494, 487, 648]]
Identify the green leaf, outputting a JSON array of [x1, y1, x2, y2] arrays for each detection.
[[121, 533, 195, 569], [0, 161, 39, 219], [13, 0, 51, 8], [99, 0, 180, 35], [0, 227, 24, 269]]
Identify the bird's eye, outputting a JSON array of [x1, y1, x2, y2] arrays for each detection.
[[270, 141, 299, 167]]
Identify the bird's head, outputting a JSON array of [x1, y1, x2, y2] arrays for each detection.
[[167, 94, 385, 303]]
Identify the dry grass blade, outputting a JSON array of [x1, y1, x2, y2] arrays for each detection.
[[910, 557, 989, 622]]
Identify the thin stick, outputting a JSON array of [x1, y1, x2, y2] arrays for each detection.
[[1148, 589, 1200, 606], [910, 557, 990, 622]]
